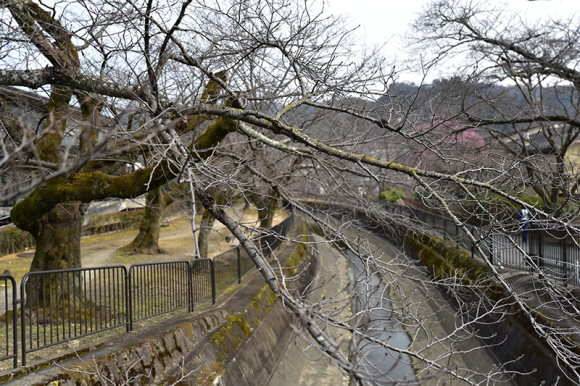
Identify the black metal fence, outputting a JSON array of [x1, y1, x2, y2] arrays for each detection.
[[386, 204, 580, 286], [191, 258, 214, 305], [0, 274, 17, 368], [525, 225, 579, 285], [128, 261, 190, 330], [20, 266, 129, 365], [0, 214, 294, 368]]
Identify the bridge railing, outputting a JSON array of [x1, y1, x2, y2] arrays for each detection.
[[0, 214, 294, 369]]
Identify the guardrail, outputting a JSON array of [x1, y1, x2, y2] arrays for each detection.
[[0, 214, 294, 368], [386, 204, 580, 287]]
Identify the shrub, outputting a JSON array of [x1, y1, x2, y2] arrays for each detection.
[[0, 225, 35, 256], [378, 188, 407, 203]]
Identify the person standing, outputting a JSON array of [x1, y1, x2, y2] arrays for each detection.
[[517, 208, 531, 243]]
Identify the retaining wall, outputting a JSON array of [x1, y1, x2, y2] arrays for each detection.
[[351, 205, 576, 385], [1, 243, 317, 385]]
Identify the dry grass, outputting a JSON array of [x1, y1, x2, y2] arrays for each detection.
[[1, 209, 288, 281], [80, 229, 140, 248], [0, 251, 34, 283]]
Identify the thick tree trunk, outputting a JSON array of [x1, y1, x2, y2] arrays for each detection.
[[29, 203, 85, 272], [121, 188, 165, 254], [26, 203, 86, 307], [198, 207, 216, 259], [251, 190, 279, 229]]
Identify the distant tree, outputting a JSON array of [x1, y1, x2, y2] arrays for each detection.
[[412, 0, 580, 210], [408, 119, 485, 172]]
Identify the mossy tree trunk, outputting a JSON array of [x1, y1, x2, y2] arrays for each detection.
[[26, 84, 89, 277], [29, 203, 86, 272], [26, 202, 87, 306], [250, 189, 279, 229], [5, 2, 101, 308], [121, 188, 165, 254], [198, 207, 216, 259], [6, 1, 238, 278], [122, 182, 189, 254]]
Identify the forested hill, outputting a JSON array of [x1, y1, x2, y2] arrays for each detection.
[[378, 78, 578, 132]]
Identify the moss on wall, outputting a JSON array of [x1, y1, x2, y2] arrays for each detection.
[[401, 227, 579, 383], [210, 239, 311, 361], [403, 232, 490, 283]]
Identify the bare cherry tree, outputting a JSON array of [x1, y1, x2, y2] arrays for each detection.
[[2, 0, 580, 384]]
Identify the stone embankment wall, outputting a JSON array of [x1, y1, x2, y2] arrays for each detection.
[[26, 243, 316, 386], [401, 230, 576, 385]]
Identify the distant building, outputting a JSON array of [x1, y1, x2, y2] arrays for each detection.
[[500, 126, 559, 155]]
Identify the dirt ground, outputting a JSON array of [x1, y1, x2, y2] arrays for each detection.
[[80, 217, 208, 268], [0, 208, 288, 283]]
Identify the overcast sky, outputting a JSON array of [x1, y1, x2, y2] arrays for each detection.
[[324, 0, 580, 82]]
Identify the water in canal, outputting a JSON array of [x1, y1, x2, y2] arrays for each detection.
[[346, 250, 415, 384]]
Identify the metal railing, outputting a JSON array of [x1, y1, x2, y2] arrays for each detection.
[[20, 266, 129, 365], [0, 274, 17, 368], [0, 214, 294, 369], [128, 261, 191, 330], [385, 204, 580, 286], [191, 258, 214, 305]]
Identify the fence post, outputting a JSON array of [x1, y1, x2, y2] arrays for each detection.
[[211, 259, 216, 305], [528, 229, 534, 274], [489, 235, 495, 266], [187, 261, 194, 313], [20, 277, 27, 366], [127, 269, 133, 332], [237, 246, 241, 284], [11, 276, 17, 368], [539, 227, 543, 269], [3, 275, 18, 368]]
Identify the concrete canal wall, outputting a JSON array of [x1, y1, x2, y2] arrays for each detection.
[[322, 203, 576, 386], [1, 240, 322, 385]]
